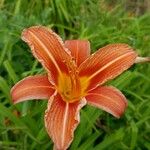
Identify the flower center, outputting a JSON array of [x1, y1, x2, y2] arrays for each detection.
[[58, 73, 88, 103]]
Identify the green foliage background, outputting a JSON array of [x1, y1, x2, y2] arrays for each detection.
[[0, 0, 150, 149]]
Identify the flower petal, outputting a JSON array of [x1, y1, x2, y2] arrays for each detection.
[[11, 75, 54, 104], [44, 93, 86, 150], [65, 40, 91, 66], [86, 86, 127, 118], [22, 26, 75, 84], [79, 44, 137, 90]]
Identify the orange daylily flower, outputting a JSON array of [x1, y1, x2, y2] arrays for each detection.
[[11, 26, 137, 150]]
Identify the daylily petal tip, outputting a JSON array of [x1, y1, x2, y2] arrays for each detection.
[[10, 82, 23, 104], [44, 96, 86, 150], [64, 40, 91, 66], [10, 87, 16, 104], [86, 86, 128, 118], [108, 86, 128, 118], [21, 26, 64, 47], [21, 26, 46, 39], [10, 75, 54, 104]]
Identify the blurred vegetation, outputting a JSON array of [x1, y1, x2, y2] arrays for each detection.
[[0, 0, 150, 149]]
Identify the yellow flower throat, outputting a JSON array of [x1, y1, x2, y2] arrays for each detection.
[[57, 73, 88, 103]]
